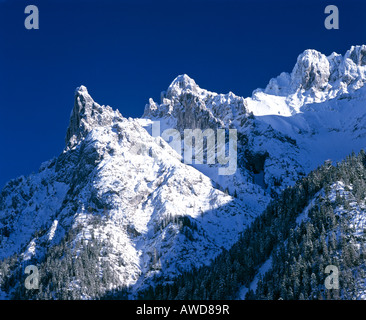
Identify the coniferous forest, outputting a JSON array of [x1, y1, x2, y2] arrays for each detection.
[[139, 150, 366, 300], [2, 150, 366, 299]]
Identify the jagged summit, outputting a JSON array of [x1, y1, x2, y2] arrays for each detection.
[[143, 73, 245, 132], [245, 45, 366, 116], [143, 45, 366, 121], [263, 45, 366, 97], [161, 74, 208, 99], [291, 49, 331, 91], [75, 85, 88, 93], [345, 44, 366, 66], [65, 86, 123, 150], [168, 74, 197, 90]]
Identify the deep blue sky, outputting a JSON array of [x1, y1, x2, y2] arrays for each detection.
[[1, 0, 366, 188]]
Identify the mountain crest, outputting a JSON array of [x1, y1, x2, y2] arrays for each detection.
[[65, 86, 122, 150], [345, 45, 366, 66], [165, 74, 200, 98], [263, 45, 366, 98], [290, 49, 331, 91]]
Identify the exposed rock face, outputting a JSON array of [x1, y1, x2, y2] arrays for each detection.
[[291, 49, 331, 91], [256, 45, 366, 114], [347, 45, 366, 67], [65, 86, 122, 150], [143, 74, 246, 132], [142, 74, 304, 197]]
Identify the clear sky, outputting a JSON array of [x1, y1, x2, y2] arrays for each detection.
[[1, 0, 366, 188]]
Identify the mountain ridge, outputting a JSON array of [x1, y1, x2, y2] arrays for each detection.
[[2, 45, 366, 299]]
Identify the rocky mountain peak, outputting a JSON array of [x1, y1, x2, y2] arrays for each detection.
[[345, 45, 366, 66], [264, 45, 366, 98], [166, 74, 200, 98], [65, 86, 122, 150], [290, 49, 331, 91], [142, 74, 216, 127]]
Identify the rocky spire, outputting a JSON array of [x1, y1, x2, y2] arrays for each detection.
[[65, 86, 122, 150], [165, 74, 201, 98], [290, 49, 331, 91]]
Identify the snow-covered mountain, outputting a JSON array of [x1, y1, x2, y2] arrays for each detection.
[[2, 45, 366, 299], [245, 44, 366, 172], [246, 45, 366, 116], [142, 73, 305, 196], [0, 85, 266, 299], [151, 150, 366, 300]]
